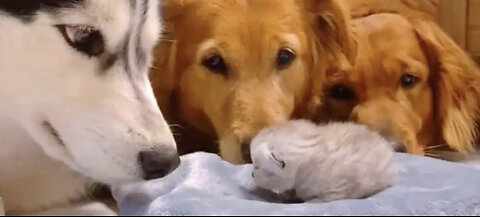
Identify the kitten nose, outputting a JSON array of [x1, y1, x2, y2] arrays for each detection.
[[138, 150, 180, 180]]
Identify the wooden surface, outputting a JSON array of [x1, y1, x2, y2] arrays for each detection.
[[468, 0, 480, 64], [0, 197, 4, 216], [436, 0, 480, 64], [436, 0, 469, 49]]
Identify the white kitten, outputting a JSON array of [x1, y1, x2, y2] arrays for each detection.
[[251, 120, 397, 203]]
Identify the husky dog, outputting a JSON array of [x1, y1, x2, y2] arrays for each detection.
[[0, 0, 180, 214]]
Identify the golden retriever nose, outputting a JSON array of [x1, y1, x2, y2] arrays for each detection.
[[394, 144, 407, 153], [138, 150, 180, 180], [329, 84, 356, 101], [241, 140, 253, 163]]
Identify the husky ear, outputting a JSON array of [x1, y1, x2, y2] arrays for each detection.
[[412, 17, 480, 153]]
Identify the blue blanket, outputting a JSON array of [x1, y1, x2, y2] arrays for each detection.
[[114, 153, 480, 216]]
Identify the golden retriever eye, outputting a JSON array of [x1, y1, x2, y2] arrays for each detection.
[[400, 74, 419, 88], [202, 54, 228, 76], [329, 84, 356, 100], [277, 48, 296, 70], [57, 25, 104, 57]]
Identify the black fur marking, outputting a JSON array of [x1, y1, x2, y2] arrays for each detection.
[[135, 0, 149, 71], [129, 0, 137, 9], [43, 121, 66, 147], [124, 0, 149, 78], [0, 0, 84, 22], [121, 0, 152, 128], [123, 0, 136, 78], [142, 0, 149, 16], [101, 54, 119, 72]]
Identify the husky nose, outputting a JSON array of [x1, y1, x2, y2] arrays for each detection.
[[138, 150, 180, 180]]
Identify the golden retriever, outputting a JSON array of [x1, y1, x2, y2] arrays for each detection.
[[151, 0, 356, 164], [320, 11, 480, 155]]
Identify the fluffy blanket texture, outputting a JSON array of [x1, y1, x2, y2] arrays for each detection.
[[114, 152, 480, 215]]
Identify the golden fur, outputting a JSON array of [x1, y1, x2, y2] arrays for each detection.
[[343, 0, 439, 18], [151, 0, 355, 164], [320, 11, 480, 155]]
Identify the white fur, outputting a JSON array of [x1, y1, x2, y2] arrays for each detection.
[[0, 0, 176, 214], [251, 120, 397, 202]]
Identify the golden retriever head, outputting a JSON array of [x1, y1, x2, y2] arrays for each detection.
[[152, 0, 355, 164], [324, 13, 480, 155]]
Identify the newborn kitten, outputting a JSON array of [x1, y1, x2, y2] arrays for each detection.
[[251, 120, 397, 203]]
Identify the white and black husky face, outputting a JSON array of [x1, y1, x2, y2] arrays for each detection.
[[0, 0, 179, 184]]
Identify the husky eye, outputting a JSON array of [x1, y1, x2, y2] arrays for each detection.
[[57, 25, 105, 57]]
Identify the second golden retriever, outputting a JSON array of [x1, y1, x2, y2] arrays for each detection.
[[321, 11, 480, 155]]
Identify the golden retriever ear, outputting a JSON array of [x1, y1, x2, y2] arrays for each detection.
[[150, 0, 180, 120], [413, 17, 480, 152], [301, 0, 357, 117], [150, 40, 177, 119], [304, 0, 357, 65], [344, 0, 438, 19]]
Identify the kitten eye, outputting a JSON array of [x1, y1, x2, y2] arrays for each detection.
[[400, 74, 419, 88], [57, 25, 105, 57], [271, 153, 286, 169]]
